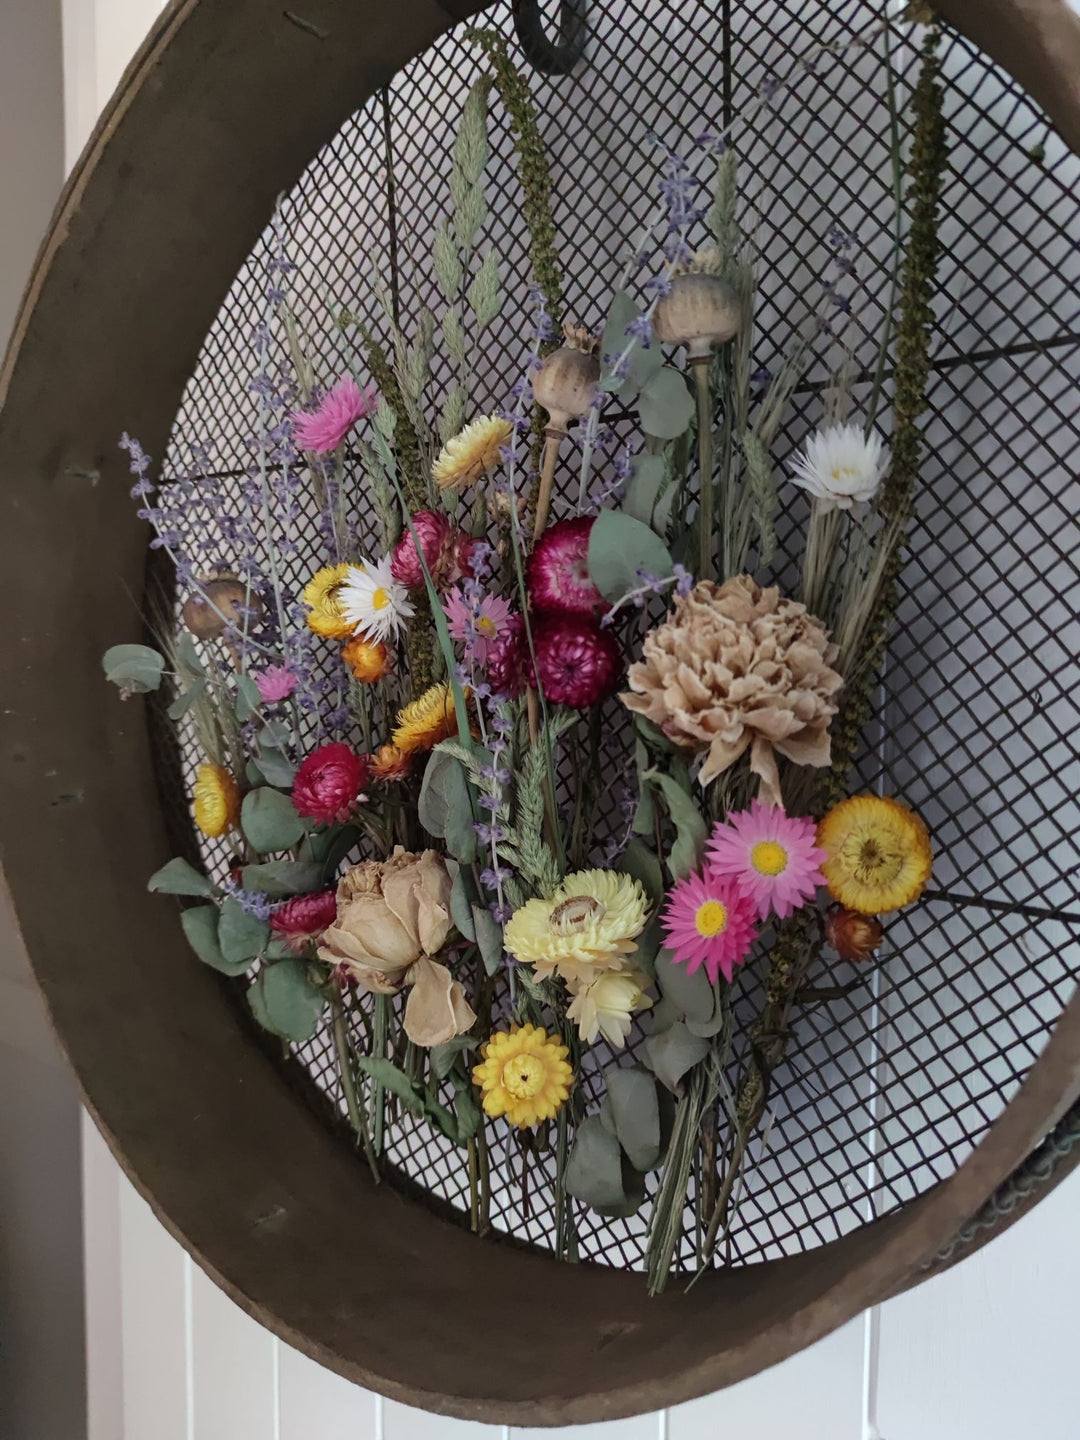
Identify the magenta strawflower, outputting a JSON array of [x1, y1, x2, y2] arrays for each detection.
[[444, 587, 515, 665], [254, 664, 298, 704], [707, 800, 826, 920], [527, 516, 609, 617], [291, 376, 378, 454], [292, 742, 368, 825], [531, 614, 620, 708], [269, 890, 338, 954], [486, 612, 531, 699], [390, 509, 475, 590], [661, 868, 757, 984]]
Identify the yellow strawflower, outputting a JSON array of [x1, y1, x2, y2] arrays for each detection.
[[392, 683, 460, 755], [192, 763, 240, 838], [472, 1024, 573, 1128], [503, 869, 649, 986], [818, 794, 932, 915], [432, 415, 513, 490], [303, 563, 356, 640]]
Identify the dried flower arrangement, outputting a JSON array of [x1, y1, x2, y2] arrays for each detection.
[[102, 19, 947, 1292]]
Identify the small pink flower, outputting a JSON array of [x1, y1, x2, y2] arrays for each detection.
[[254, 664, 298, 704], [391, 510, 476, 590], [486, 613, 531, 699], [444, 587, 515, 665], [270, 890, 338, 954], [291, 376, 378, 454], [661, 868, 757, 985], [527, 516, 609, 618], [707, 801, 826, 920], [531, 614, 620, 708], [291, 742, 368, 825]]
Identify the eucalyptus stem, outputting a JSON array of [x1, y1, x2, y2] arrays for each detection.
[[373, 994, 390, 1154], [332, 996, 380, 1184], [645, 1065, 709, 1295], [692, 359, 715, 580]]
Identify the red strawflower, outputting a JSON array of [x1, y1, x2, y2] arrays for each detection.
[[270, 890, 338, 954], [486, 612, 532, 699], [531, 614, 620, 708], [292, 742, 368, 824], [391, 509, 476, 590], [527, 516, 609, 618]]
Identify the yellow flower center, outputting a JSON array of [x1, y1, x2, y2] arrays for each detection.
[[550, 895, 604, 934], [751, 840, 788, 876], [477, 615, 497, 638], [501, 1053, 547, 1100], [371, 586, 391, 611], [695, 900, 728, 938]]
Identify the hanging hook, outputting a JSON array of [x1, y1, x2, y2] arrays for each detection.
[[511, 0, 588, 76]]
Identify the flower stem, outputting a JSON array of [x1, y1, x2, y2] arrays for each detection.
[[692, 359, 715, 580], [533, 428, 562, 541], [372, 995, 389, 1154], [331, 996, 380, 1184]]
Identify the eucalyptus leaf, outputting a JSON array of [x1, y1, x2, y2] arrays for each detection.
[[654, 947, 718, 1028], [248, 960, 326, 1043], [148, 857, 215, 898], [430, 1034, 475, 1081], [218, 897, 270, 964], [241, 787, 306, 855], [619, 838, 664, 907], [235, 674, 262, 722], [599, 291, 663, 397], [241, 860, 324, 898], [638, 366, 695, 440], [167, 677, 207, 720], [102, 643, 165, 695], [587, 510, 674, 604], [643, 769, 707, 879], [449, 865, 477, 941], [564, 1115, 628, 1210], [418, 750, 477, 863], [354, 1057, 424, 1115], [258, 719, 292, 750], [622, 454, 668, 531], [607, 1067, 663, 1172], [180, 906, 249, 977], [593, 1162, 647, 1219], [643, 1021, 710, 1094], [176, 632, 205, 676], [472, 904, 504, 976], [254, 748, 297, 788]]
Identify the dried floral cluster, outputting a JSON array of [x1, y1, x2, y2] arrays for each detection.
[[103, 25, 947, 1292]]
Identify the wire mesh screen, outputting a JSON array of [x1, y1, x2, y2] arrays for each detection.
[[155, 0, 1080, 1271]]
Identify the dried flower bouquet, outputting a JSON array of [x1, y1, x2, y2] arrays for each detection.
[[103, 23, 946, 1291]]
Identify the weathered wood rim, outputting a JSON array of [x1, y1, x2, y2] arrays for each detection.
[[2, 0, 1079, 1422]]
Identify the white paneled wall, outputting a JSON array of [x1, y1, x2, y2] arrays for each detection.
[[69, 2, 1080, 1437]]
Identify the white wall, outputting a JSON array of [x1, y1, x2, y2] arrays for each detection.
[[57, 3, 1080, 1438]]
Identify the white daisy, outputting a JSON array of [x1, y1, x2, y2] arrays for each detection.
[[339, 556, 415, 643], [790, 423, 889, 512]]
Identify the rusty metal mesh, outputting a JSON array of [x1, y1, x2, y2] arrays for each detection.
[[152, 0, 1080, 1271]]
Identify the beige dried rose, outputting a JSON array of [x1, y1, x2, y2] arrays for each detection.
[[621, 575, 843, 804], [317, 848, 476, 1047]]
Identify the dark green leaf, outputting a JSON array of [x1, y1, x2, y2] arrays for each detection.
[[449, 864, 477, 942], [235, 674, 262, 722], [643, 769, 707, 879], [148, 857, 215, 898], [241, 860, 324, 898], [218, 898, 270, 964], [619, 838, 664, 907], [102, 643, 165, 694], [241, 787, 306, 855], [248, 960, 326, 1042], [643, 1021, 709, 1094], [472, 904, 504, 976], [587, 510, 674, 604], [430, 1034, 476, 1081], [180, 906, 249, 976], [638, 366, 695, 440], [452, 1079, 482, 1142], [607, 1067, 663, 1172], [354, 1057, 424, 1115]]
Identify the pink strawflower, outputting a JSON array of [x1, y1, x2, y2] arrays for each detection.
[[270, 890, 338, 954], [527, 516, 609, 617], [291, 742, 368, 825], [486, 613, 531, 699], [707, 800, 826, 920], [444, 587, 515, 665], [291, 376, 378, 454], [531, 614, 620, 708], [254, 664, 298, 704], [661, 868, 757, 985], [390, 508, 477, 589]]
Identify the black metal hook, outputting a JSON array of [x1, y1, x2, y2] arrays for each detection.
[[511, 0, 588, 76]]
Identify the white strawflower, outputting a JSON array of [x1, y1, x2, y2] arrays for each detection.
[[339, 556, 415, 643], [790, 423, 889, 512]]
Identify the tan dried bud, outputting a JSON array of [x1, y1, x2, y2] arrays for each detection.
[[181, 574, 262, 640], [824, 906, 884, 963], [533, 321, 601, 433], [654, 254, 741, 359]]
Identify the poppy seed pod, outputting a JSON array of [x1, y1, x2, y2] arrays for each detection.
[[653, 247, 741, 360], [532, 322, 601, 434], [181, 574, 263, 640]]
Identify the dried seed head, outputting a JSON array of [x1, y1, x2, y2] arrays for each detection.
[[654, 261, 741, 360], [533, 321, 601, 432]]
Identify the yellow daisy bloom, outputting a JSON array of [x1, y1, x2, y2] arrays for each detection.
[[472, 1024, 573, 1128], [303, 563, 355, 640], [392, 683, 460, 755], [504, 869, 649, 986], [818, 795, 932, 915], [192, 763, 240, 838], [432, 414, 514, 490]]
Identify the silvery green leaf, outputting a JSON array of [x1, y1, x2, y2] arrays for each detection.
[[418, 750, 477, 863], [622, 454, 667, 529], [241, 861, 323, 898], [565, 1115, 628, 1210], [166, 677, 207, 720], [654, 947, 717, 1027], [642, 769, 707, 879], [176, 632, 205, 676], [235, 673, 262, 722], [472, 904, 504, 976], [587, 509, 674, 604], [218, 898, 270, 964], [638, 366, 695, 440], [248, 961, 326, 1043], [180, 906, 249, 977], [600, 291, 663, 398], [102, 644, 165, 694], [241, 787, 306, 855], [643, 1021, 710, 1095], [148, 857, 215, 898], [258, 719, 292, 750], [255, 748, 296, 788], [607, 1067, 663, 1172]]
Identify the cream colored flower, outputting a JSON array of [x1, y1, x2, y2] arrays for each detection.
[[432, 415, 513, 490], [317, 848, 475, 1047], [503, 869, 649, 987], [566, 967, 653, 1048], [621, 575, 843, 805], [790, 423, 889, 512]]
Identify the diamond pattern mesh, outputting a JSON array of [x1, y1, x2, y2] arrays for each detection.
[[151, 0, 1080, 1272]]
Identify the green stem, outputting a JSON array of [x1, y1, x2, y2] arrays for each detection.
[[693, 359, 715, 581], [373, 995, 389, 1155], [332, 997, 380, 1184]]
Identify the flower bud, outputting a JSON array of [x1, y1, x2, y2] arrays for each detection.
[[533, 322, 601, 433], [824, 906, 884, 963], [181, 574, 263, 640], [653, 247, 741, 360]]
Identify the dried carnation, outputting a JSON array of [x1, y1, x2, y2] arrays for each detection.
[[621, 575, 842, 805]]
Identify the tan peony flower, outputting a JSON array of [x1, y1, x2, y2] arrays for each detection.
[[317, 848, 475, 1047], [621, 575, 842, 805]]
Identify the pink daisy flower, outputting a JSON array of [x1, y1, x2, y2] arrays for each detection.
[[254, 664, 298, 704], [707, 800, 826, 920], [661, 869, 757, 985], [291, 376, 378, 454], [443, 587, 515, 665]]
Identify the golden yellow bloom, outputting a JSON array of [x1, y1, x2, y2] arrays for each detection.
[[192, 763, 240, 838], [341, 634, 392, 683], [303, 563, 355, 640], [370, 742, 412, 783], [472, 1024, 573, 1128], [392, 683, 460, 755], [432, 415, 513, 490], [818, 795, 932, 915], [504, 869, 649, 986]]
